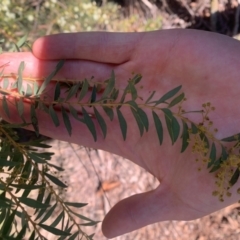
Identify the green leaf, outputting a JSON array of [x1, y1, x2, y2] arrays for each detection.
[[25, 83, 33, 97], [168, 92, 185, 108], [68, 105, 84, 122], [18, 197, 50, 208], [101, 70, 115, 99], [51, 211, 64, 228], [0, 199, 13, 208], [64, 202, 88, 208], [31, 104, 39, 137], [181, 121, 189, 153], [38, 224, 71, 236], [37, 60, 65, 95], [54, 82, 61, 101], [61, 106, 72, 136], [66, 82, 81, 101], [9, 184, 44, 190], [29, 231, 35, 240], [229, 168, 240, 186], [2, 78, 9, 89], [110, 88, 119, 101], [145, 91, 156, 104], [130, 83, 137, 100], [2, 209, 16, 235], [16, 97, 24, 117], [17, 61, 25, 94], [44, 172, 67, 188], [40, 203, 57, 224], [2, 96, 10, 118], [154, 85, 182, 105], [49, 105, 60, 127], [68, 231, 79, 240], [78, 79, 89, 101], [137, 108, 149, 131], [68, 208, 95, 222], [117, 108, 127, 140], [191, 123, 198, 134], [152, 111, 163, 145], [16, 34, 28, 48], [132, 73, 142, 85], [47, 162, 64, 171], [103, 106, 114, 121], [35, 193, 52, 220], [171, 116, 180, 144], [90, 85, 97, 103], [82, 107, 97, 141], [28, 152, 46, 164], [93, 107, 107, 138], [130, 107, 144, 137], [33, 81, 39, 95], [207, 143, 216, 168], [88, 233, 95, 240], [221, 133, 240, 142], [162, 108, 180, 144], [34, 184, 46, 215], [210, 146, 228, 172], [16, 224, 27, 239], [80, 221, 100, 226]]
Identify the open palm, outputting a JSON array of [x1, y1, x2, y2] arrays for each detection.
[[1, 29, 240, 238]]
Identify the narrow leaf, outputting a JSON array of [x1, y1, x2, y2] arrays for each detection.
[[66, 82, 80, 101], [61, 106, 72, 136], [103, 106, 114, 121], [17, 61, 25, 94], [221, 133, 240, 142], [130, 83, 137, 100], [93, 107, 107, 138], [17, 34, 28, 48], [152, 111, 163, 145], [181, 121, 189, 153], [37, 60, 65, 95], [49, 105, 59, 127], [117, 108, 127, 140], [168, 92, 185, 108], [64, 202, 88, 208], [2, 78, 9, 89], [145, 91, 156, 104], [25, 83, 33, 97], [229, 168, 240, 186], [154, 85, 182, 105], [44, 172, 67, 188], [90, 85, 97, 103], [2, 209, 16, 235], [78, 79, 89, 101], [2, 96, 10, 118], [137, 108, 149, 131], [40, 203, 57, 224], [38, 224, 71, 236], [102, 70, 115, 99], [207, 143, 216, 168], [51, 211, 64, 228], [54, 82, 61, 101], [69, 105, 84, 122], [31, 104, 39, 137], [18, 197, 50, 208], [131, 108, 144, 137], [82, 107, 97, 141]]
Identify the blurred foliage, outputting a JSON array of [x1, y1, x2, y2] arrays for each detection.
[[0, 0, 162, 50]]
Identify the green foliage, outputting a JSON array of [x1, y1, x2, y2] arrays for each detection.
[[0, 0, 162, 50]]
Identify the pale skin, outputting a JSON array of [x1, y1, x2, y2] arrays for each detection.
[[0, 29, 240, 238]]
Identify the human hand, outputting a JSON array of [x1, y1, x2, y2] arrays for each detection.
[[1, 29, 240, 238]]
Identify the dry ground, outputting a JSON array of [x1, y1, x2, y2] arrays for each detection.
[[43, 140, 240, 240]]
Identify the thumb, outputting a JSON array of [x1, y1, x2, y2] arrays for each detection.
[[102, 185, 174, 238]]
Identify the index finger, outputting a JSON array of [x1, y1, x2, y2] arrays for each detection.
[[33, 32, 142, 64]]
